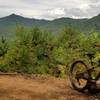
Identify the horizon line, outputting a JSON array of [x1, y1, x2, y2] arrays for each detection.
[[0, 13, 100, 21]]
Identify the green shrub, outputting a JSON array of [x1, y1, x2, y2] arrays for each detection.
[[0, 64, 10, 72]]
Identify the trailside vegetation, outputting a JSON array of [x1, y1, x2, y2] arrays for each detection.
[[0, 26, 100, 77]]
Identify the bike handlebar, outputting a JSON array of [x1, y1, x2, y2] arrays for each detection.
[[94, 44, 100, 48]]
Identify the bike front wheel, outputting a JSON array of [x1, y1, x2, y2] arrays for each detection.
[[69, 60, 89, 92]]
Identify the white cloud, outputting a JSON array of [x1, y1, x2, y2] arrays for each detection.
[[0, 0, 100, 19], [49, 8, 65, 15]]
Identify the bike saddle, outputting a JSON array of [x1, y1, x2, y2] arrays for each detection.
[[85, 52, 95, 59]]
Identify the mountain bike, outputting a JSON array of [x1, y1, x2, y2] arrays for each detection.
[[69, 45, 100, 93]]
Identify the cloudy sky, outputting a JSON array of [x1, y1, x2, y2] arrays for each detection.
[[0, 0, 100, 20]]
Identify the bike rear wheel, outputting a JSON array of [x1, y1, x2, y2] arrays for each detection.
[[69, 61, 89, 92]]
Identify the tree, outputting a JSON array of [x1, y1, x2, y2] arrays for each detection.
[[0, 36, 8, 57]]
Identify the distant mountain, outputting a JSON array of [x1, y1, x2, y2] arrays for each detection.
[[0, 13, 100, 37]]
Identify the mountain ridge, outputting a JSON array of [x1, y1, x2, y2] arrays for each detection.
[[0, 13, 100, 36]]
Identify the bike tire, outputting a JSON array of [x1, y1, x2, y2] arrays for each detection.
[[69, 60, 89, 92]]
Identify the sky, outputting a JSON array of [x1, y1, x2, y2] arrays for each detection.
[[0, 0, 100, 20]]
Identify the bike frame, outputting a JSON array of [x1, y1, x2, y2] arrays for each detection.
[[76, 55, 100, 82]]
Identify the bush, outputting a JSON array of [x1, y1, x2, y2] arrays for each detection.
[[0, 26, 100, 77], [0, 64, 10, 72]]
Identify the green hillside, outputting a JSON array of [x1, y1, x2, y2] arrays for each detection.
[[0, 13, 100, 36]]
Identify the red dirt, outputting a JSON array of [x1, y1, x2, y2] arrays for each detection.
[[0, 75, 97, 100]]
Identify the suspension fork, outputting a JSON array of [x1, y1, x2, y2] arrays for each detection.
[[76, 71, 89, 80], [75, 67, 95, 80]]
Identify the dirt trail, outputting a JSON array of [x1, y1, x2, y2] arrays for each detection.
[[0, 75, 98, 100]]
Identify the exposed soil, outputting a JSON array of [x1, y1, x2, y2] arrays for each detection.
[[0, 74, 99, 100]]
